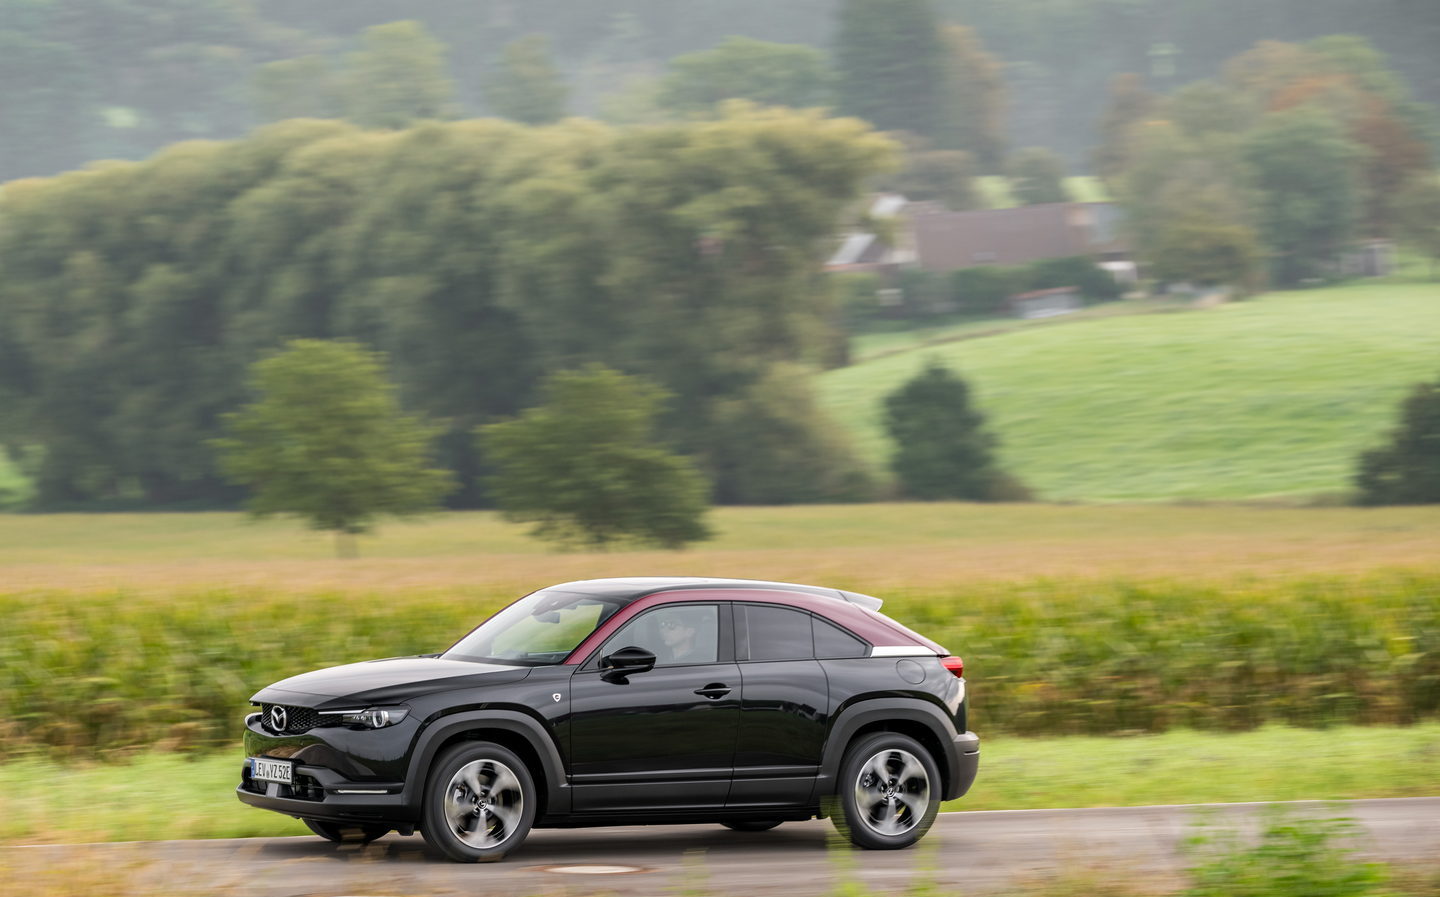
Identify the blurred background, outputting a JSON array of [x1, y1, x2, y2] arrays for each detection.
[[0, 0, 1437, 878]]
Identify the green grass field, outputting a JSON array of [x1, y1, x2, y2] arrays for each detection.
[[820, 281, 1440, 502], [2, 724, 1435, 844], [976, 176, 1110, 208]]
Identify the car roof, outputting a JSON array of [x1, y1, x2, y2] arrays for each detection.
[[542, 577, 884, 611]]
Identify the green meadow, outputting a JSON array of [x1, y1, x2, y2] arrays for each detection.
[[820, 281, 1440, 502]]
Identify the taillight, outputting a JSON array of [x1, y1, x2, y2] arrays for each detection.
[[941, 655, 964, 678]]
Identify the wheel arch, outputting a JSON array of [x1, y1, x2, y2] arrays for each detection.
[[404, 709, 569, 818], [819, 699, 960, 804]]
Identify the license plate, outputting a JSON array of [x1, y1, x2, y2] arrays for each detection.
[[251, 757, 293, 785]]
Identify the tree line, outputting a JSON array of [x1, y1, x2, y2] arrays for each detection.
[[5, 0, 1440, 181], [0, 108, 891, 511]]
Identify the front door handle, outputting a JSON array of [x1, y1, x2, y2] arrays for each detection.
[[694, 683, 731, 699]]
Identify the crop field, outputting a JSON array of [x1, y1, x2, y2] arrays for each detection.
[[820, 281, 1440, 502], [0, 506, 1436, 755]]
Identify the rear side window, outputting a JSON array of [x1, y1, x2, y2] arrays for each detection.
[[739, 605, 814, 662], [814, 617, 869, 659]]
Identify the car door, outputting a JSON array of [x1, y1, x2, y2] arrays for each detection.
[[728, 603, 832, 808], [567, 602, 740, 812]]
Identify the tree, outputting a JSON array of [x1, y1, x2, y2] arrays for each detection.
[[1092, 73, 1158, 183], [1354, 377, 1440, 505], [835, 0, 945, 139], [343, 21, 457, 129], [483, 34, 569, 125], [706, 363, 873, 504], [936, 25, 1007, 169], [1242, 106, 1362, 285], [250, 55, 342, 123], [213, 340, 454, 556], [1395, 172, 1440, 279], [657, 36, 833, 116], [1006, 147, 1069, 205], [882, 144, 980, 210], [883, 360, 1026, 501], [478, 365, 712, 549]]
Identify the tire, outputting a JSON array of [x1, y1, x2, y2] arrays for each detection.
[[301, 818, 390, 844], [832, 732, 941, 850], [721, 819, 784, 832], [420, 741, 537, 863]]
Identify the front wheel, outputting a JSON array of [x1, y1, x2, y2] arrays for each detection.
[[420, 742, 537, 862], [832, 732, 940, 850]]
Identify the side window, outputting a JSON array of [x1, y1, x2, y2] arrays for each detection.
[[603, 604, 719, 666], [740, 605, 814, 662], [814, 617, 869, 659]]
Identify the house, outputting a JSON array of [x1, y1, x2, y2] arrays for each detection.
[[826, 197, 1131, 275], [909, 201, 1130, 272]]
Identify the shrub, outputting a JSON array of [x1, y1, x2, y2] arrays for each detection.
[[883, 360, 1028, 500], [1182, 810, 1388, 897], [1354, 377, 1440, 505]]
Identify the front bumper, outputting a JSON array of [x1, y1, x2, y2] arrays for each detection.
[[237, 757, 413, 824], [238, 710, 420, 825], [946, 731, 980, 801]]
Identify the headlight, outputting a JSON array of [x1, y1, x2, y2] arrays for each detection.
[[324, 706, 409, 729]]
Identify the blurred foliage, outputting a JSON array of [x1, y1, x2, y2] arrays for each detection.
[[657, 36, 833, 116], [1006, 147, 1070, 205], [0, 108, 891, 509], [2, 573, 1437, 755], [482, 34, 569, 125], [836, 0, 947, 141], [1182, 810, 1388, 897], [478, 364, 711, 549], [1354, 376, 1440, 506]]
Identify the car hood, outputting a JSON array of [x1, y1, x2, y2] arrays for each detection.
[[251, 656, 533, 706]]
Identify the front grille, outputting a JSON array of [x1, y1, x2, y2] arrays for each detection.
[[260, 703, 322, 734]]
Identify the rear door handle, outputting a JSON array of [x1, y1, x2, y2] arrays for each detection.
[[694, 683, 731, 699]]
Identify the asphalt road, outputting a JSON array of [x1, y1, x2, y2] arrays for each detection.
[[10, 799, 1439, 897]]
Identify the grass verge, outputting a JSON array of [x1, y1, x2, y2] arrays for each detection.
[[2, 724, 1436, 845]]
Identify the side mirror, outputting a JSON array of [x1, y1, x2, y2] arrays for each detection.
[[600, 646, 656, 682]]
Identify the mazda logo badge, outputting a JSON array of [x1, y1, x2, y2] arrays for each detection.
[[269, 706, 288, 732]]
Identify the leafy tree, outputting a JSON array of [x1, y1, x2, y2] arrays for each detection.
[[213, 340, 454, 556], [936, 25, 1007, 169], [1166, 80, 1258, 140], [1006, 146, 1069, 205], [1395, 172, 1440, 279], [479, 365, 712, 549], [250, 56, 342, 123], [1242, 106, 1362, 285], [706, 364, 873, 504], [1354, 377, 1440, 505], [1093, 73, 1158, 182], [657, 36, 833, 116], [1119, 121, 1264, 291], [882, 144, 980, 210], [883, 360, 1026, 501], [483, 34, 569, 125], [343, 21, 457, 129], [835, 0, 946, 139]]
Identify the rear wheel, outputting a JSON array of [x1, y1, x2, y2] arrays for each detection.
[[721, 819, 783, 832], [420, 741, 537, 863], [832, 732, 940, 850], [301, 818, 390, 844]]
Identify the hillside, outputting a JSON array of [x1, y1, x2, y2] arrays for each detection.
[[818, 281, 1440, 502]]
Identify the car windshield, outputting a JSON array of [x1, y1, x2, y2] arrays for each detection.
[[442, 588, 625, 666]]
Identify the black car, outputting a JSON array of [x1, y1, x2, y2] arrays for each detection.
[[238, 577, 979, 862]]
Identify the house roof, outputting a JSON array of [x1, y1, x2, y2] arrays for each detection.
[[910, 202, 1129, 272]]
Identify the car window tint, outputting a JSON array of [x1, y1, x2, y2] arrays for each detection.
[[813, 617, 869, 659], [741, 605, 814, 662], [605, 604, 719, 666]]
